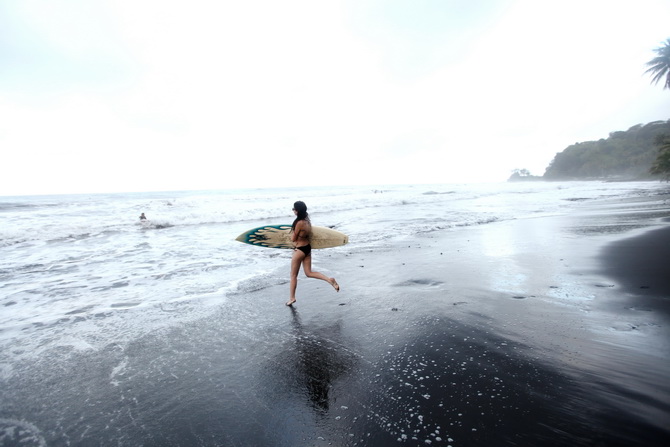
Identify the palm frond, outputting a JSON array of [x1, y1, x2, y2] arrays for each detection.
[[645, 38, 670, 89]]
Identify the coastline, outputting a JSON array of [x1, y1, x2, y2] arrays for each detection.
[[1, 192, 669, 446]]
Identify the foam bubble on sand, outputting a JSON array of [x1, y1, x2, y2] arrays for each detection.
[[56, 336, 96, 352], [110, 358, 129, 386]]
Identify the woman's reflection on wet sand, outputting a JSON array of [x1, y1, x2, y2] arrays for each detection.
[[284, 307, 357, 413]]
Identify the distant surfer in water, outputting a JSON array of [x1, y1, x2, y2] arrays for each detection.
[[139, 213, 147, 220], [287, 201, 339, 306]]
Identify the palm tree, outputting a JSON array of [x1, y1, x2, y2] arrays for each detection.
[[646, 39, 670, 178], [650, 134, 670, 178], [645, 38, 670, 89]]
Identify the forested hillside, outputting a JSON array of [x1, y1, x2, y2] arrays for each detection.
[[542, 119, 670, 180]]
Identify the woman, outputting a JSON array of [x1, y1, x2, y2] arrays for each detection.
[[287, 201, 339, 306]]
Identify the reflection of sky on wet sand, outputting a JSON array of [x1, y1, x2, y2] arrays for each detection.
[[477, 219, 566, 296]]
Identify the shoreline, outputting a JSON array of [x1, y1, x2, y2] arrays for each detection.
[[1, 193, 669, 446]]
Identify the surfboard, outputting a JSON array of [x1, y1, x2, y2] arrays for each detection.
[[235, 225, 349, 249]]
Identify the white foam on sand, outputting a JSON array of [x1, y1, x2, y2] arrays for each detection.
[[0, 290, 231, 378], [0, 418, 47, 447], [110, 358, 129, 387]]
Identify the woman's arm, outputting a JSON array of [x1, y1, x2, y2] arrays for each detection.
[[291, 220, 304, 243], [292, 220, 309, 243]]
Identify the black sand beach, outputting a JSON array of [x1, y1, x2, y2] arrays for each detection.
[[2, 194, 670, 446], [600, 222, 670, 313]]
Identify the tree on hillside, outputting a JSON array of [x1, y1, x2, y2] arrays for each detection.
[[508, 168, 541, 182], [543, 120, 670, 180], [645, 38, 670, 89], [644, 39, 670, 179], [650, 134, 670, 178]]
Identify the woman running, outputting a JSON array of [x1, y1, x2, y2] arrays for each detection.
[[287, 201, 339, 306]]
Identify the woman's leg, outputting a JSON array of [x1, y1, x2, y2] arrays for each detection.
[[303, 255, 339, 291], [287, 249, 305, 306]]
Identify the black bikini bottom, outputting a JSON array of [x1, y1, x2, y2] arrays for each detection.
[[296, 244, 312, 257]]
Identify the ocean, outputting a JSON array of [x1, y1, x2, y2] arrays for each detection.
[[1, 181, 667, 367], [1, 181, 669, 446]]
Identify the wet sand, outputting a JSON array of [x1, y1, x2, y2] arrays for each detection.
[[2, 195, 670, 446], [600, 221, 670, 314]]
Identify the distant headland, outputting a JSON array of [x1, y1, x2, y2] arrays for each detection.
[[510, 119, 670, 181]]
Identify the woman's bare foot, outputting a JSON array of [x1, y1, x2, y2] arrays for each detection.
[[330, 278, 340, 292], [286, 298, 296, 306]]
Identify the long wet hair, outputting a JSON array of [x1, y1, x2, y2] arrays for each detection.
[[291, 201, 310, 232]]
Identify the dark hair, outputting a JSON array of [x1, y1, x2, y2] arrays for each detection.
[[291, 201, 309, 232]]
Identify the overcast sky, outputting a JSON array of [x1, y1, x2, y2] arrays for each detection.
[[1, 0, 668, 196]]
